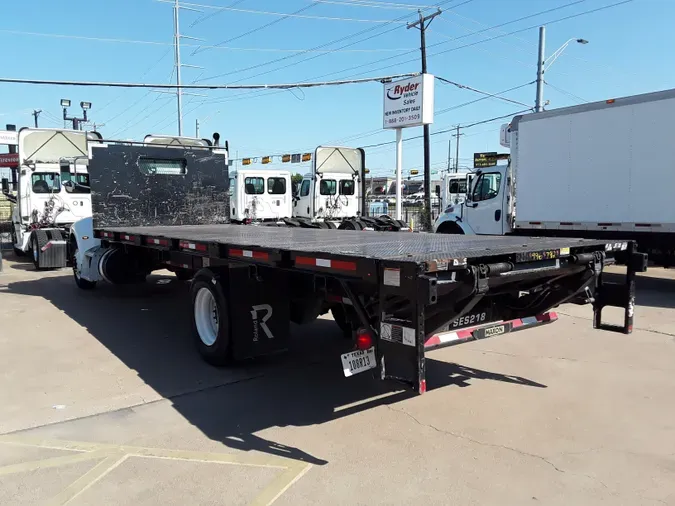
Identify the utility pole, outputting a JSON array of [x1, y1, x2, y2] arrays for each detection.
[[91, 122, 105, 132], [454, 125, 461, 173], [446, 138, 452, 172], [535, 26, 546, 113], [174, 0, 183, 136], [407, 8, 441, 231], [32, 110, 41, 128], [195, 118, 200, 138]]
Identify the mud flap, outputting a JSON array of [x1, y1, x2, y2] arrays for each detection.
[[227, 263, 291, 360], [34, 229, 68, 268], [376, 262, 430, 393]]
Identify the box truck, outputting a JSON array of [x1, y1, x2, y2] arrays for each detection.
[[434, 88, 675, 266]]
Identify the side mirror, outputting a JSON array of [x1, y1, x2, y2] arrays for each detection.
[[1, 178, 8, 195]]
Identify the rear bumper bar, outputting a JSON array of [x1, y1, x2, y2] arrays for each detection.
[[424, 312, 558, 351]]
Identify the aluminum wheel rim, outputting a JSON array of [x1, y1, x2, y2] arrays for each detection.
[[194, 287, 219, 346]]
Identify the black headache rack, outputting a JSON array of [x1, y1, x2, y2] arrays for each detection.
[[87, 142, 647, 393]]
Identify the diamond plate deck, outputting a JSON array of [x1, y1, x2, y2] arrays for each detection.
[[100, 224, 610, 264]]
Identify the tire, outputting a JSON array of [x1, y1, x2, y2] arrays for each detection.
[[31, 234, 43, 270], [190, 269, 232, 366], [71, 240, 97, 290], [175, 269, 193, 281]]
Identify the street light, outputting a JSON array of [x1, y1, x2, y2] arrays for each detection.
[[61, 99, 92, 131], [535, 27, 588, 112]]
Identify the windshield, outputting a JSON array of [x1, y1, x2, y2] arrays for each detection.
[[31, 173, 60, 194]]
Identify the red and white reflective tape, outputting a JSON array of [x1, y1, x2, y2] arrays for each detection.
[[230, 248, 269, 261], [296, 256, 357, 271], [120, 234, 135, 242], [424, 312, 558, 348], [101, 231, 114, 239], [179, 241, 208, 252], [147, 237, 170, 247]]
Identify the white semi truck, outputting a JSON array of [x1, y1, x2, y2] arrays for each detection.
[[434, 88, 675, 267], [1, 128, 101, 269], [229, 168, 292, 223]]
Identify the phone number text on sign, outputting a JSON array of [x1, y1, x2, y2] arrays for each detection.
[[386, 114, 421, 126]]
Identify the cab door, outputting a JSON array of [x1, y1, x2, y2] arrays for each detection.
[[295, 178, 312, 218], [464, 168, 506, 235]]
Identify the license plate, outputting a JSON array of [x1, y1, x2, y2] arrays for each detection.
[[472, 322, 512, 340], [451, 310, 491, 329], [341, 347, 376, 377]]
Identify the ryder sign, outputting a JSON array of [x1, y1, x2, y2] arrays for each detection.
[[383, 74, 434, 129]]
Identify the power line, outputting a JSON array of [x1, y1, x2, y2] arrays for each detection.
[[359, 109, 530, 150], [312, 0, 435, 10], [0, 73, 417, 89], [230, 109, 529, 162], [191, 2, 320, 55], [545, 82, 588, 104], [190, 0, 246, 27], [329, 0, 634, 83], [435, 76, 532, 107], [169, 1, 414, 23], [196, 7, 415, 82], [0, 29, 411, 53], [290, 0, 583, 86]]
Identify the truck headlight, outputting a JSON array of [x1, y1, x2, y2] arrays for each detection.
[[444, 205, 454, 213]]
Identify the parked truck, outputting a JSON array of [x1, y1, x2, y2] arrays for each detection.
[[434, 88, 675, 267], [1, 128, 101, 269], [290, 146, 408, 231], [69, 135, 645, 393]]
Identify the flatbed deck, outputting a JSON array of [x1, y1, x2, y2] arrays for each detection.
[[99, 224, 610, 265]]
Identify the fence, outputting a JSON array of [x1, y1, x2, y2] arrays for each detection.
[[365, 200, 441, 231], [0, 194, 12, 249]]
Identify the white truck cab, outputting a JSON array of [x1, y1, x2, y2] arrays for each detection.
[[4, 128, 101, 267], [229, 169, 292, 222], [294, 146, 364, 222], [433, 165, 508, 235]]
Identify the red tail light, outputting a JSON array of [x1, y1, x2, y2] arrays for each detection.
[[356, 328, 373, 350]]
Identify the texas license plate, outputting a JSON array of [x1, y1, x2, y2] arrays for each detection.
[[341, 347, 376, 377]]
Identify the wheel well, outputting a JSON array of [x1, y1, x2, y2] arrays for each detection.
[[436, 221, 464, 234]]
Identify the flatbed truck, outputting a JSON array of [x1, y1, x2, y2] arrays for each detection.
[[71, 137, 646, 393]]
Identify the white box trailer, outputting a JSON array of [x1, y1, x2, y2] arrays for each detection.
[[512, 88, 675, 232], [434, 88, 675, 266]]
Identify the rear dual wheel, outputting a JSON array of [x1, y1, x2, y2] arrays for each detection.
[[190, 269, 232, 366]]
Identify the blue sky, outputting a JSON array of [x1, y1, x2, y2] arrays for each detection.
[[0, 0, 670, 177]]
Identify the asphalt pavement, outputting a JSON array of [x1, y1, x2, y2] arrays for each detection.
[[1, 252, 674, 505]]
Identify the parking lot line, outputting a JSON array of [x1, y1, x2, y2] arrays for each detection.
[[0, 435, 312, 506]]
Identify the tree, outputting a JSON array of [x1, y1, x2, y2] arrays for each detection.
[[291, 173, 303, 185]]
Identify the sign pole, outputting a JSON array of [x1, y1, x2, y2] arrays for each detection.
[[395, 127, 403, 220]]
